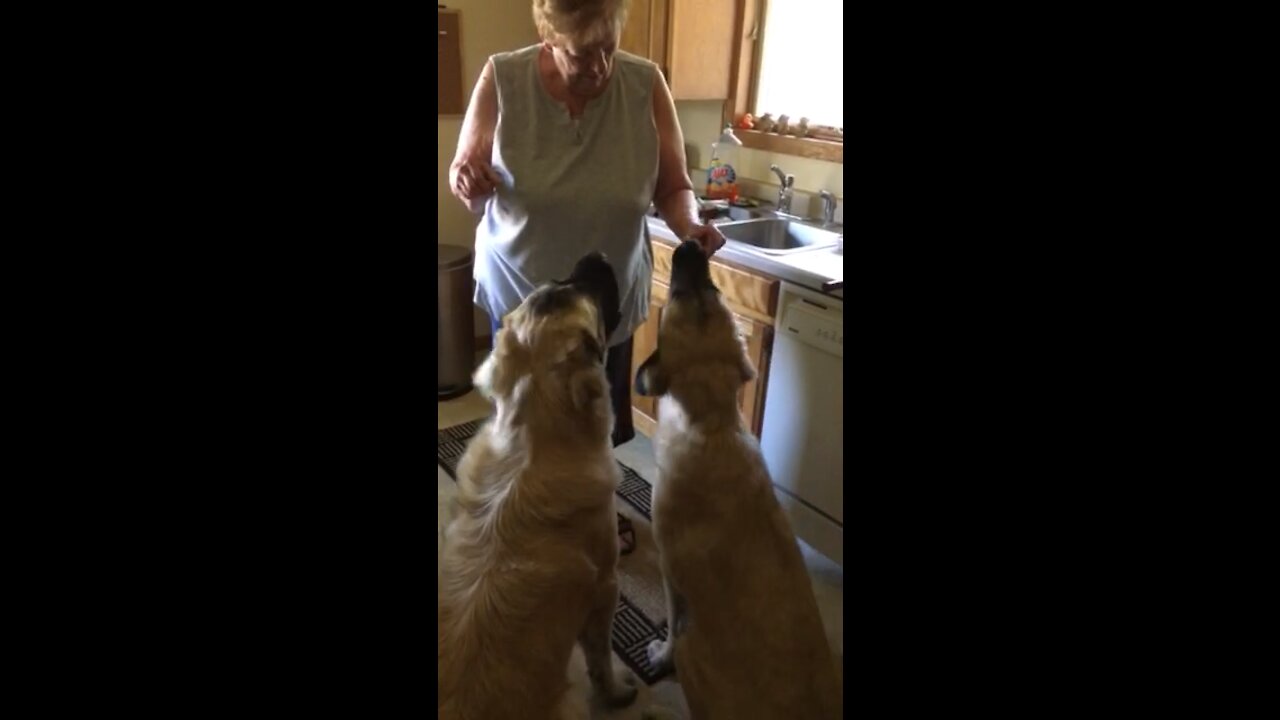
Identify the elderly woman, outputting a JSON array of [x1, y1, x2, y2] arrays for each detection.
[[449, 0, 725, 555]]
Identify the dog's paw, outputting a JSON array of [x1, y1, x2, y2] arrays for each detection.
[[588, 666, 640, 707], [646, 639, 674, 673], [588, 662, 638, 707], [597, 669, 639, 708]]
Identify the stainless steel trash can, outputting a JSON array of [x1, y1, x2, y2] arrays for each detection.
[[439, 244, 476, 400]]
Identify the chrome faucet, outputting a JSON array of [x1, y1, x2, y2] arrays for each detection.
[[769, 164, 795, 215], [819, 190, 837, 226]]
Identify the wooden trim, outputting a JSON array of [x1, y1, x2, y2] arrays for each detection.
[[722, 0, 844, 164], [650, 278, 668, 305], [632, 407, 657, 438], [654, 0, 670, 80], [737, 128, 843, 163], [746, 0, 766, 124], [750, 322, 772, 438], [735, 314, 771, 439], [724, 0, 759, 131], [630, 291, 663, 424]]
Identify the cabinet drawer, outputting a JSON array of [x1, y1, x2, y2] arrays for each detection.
[[651, 240, 779, 325]]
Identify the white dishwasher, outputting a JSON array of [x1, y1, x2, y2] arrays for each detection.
[[760, 282, 844, 566]]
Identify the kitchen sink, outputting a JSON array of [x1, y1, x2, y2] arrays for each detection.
[[717, 217, 842, 255], [699, 205, 769, 222], [725, 206, 770, 221]]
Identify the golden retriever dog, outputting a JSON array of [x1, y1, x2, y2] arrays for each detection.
[[438, 252, 638, 720], [635, 241, 842, 719]]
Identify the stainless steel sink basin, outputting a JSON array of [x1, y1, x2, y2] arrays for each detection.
[[717, 217, 842, 255]]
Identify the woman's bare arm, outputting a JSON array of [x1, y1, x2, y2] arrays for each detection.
[[651, 70, 725, 254], [650, 71, 698, 237], [449, 59, 502, 214]]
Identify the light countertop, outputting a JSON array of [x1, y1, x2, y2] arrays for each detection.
[[645, 216, 844, 301]]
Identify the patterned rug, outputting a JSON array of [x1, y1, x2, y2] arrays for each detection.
[[437, 419, 671, 685]]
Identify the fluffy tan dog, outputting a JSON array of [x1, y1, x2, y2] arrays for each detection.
[[438, 253, 637, 720], [635, 241, 842, 719]]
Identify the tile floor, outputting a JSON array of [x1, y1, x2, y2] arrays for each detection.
[[438, 388, 843, 719]]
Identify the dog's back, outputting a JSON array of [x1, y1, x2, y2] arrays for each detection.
[[438, 423, 615, 719], [636, 240, 841, 718], [438, 251, 634, 719], [652, 399, 842, 718]]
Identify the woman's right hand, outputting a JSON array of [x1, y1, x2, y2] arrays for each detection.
[[450, 158, 503, 204], [449, 59, 501, 212]]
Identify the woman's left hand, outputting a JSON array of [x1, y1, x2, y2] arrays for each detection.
[[685, 222, 727, 257]]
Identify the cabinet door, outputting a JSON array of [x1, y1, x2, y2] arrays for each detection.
[[734, 312, 772, 439], [619, 0, 654, 58], [629, 282, 667, 438], [621, 0, 734, 98], [631, 272, 773, 440], [620, 0, 671, 83], [667, 0, 736, 100]]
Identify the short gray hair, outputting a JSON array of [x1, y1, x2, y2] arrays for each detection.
[[531, 0, 629, 45]]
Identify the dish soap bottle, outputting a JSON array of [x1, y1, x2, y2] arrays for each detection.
[[705, 125, 741, 203]]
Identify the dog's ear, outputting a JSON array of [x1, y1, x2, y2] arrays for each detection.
[[473, 329, 525, 400], [472, 350, 505, 400], [556, 330, 607, 410], [634, 350, 668, 397], [569, 365, 606, 410], [577, 329, 604, 365]]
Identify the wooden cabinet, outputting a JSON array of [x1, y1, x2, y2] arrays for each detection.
[[619, 0, 665, 74], [619, 0, 738, 100], [630, 240, 778, 439], [438, 10, 464, 115], [733, 311, 773, 438], [630, 284, 665, 432]]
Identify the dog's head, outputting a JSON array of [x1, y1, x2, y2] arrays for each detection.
[[634, 241, 755, 403], [473, 252, 621, 417]]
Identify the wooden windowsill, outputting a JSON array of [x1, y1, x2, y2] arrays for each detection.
[[736, 129, 843, 163]]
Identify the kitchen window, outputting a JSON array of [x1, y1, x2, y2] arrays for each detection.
[[755, 0, 843, 128], [727, 0, 844, 162]]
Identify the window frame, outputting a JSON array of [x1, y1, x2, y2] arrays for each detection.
[[721, 0, 843, 164]]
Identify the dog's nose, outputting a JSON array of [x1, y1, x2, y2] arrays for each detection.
[[570, 252, 614, 281], [674, 240, 705, 263], [670, 240, 712, 294], [673, 240, 708, 268], [567, 252, 621, 339]]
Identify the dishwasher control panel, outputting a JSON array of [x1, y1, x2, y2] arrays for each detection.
[[781, 299, 843, 357]]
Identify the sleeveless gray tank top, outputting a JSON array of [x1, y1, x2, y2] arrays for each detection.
[[472, 45, 659, 347]]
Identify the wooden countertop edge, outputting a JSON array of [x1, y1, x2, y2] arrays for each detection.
[[648, 229, 780, 326], [648, 228, 785, 285]]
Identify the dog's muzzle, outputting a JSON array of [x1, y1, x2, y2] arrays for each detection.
[[670, 240, 714, 295], [566, 252, 621, 340]]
